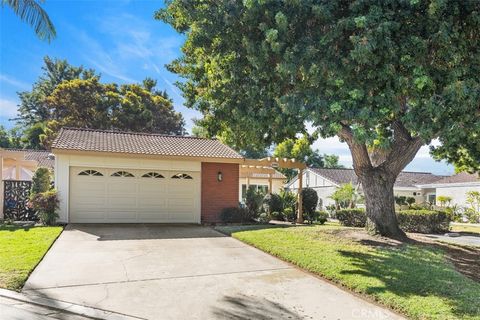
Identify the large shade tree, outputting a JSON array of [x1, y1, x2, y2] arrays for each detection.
[[158, 0, 480, 238], [16, 57, 185, 148]]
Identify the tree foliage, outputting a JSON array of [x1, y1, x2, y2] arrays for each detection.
[[2, 0, 56, 42], [158, 0, 480, 237], [15, 57, 185, 149]]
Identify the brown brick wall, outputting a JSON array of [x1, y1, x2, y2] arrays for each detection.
[[201, 162, 239, 223]]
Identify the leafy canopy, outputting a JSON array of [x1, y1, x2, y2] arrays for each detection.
[[14, 57, 185, 149], [158, 0, 480, 171]]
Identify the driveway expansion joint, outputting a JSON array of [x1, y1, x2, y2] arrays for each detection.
[[24, 266, 294, 291]]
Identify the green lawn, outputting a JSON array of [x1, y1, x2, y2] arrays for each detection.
[[451, 223, 480, 234], [216, 224, 480, 320], [0, 224, 63, 291]]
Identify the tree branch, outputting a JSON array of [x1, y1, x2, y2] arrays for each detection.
[[338, 124, 372, 173]]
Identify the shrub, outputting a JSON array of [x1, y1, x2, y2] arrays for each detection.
[[283, 207, 296, 222], [303, 210, 319, 224], [316, 211, 328, 225], [269, 211, 284, 221], [397, 210, 451, 233], [279, 190, 296, 212], [220, 207, 251, 223], [302, 188, 318, 215], [330, 183, 358, 209], [464, 191, 480, 223], [406, 197, 416, 207], [262, 193, 283, 215], [30, 190, 59, 226], [436, 195, 452, 207], [258, 212, 270, 223], [245, 186, 264, 219], [336, 209, 367, 227], [31, 167, 52, 195]]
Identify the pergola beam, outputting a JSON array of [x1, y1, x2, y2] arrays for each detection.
[[243, 158, 306, 223]]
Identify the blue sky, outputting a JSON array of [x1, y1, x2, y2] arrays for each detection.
[[0, 0, 453, 175]]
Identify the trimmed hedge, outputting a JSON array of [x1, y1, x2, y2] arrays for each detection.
[[336, 209, 367, 227], [336, 208, 451, 233], [397, 210, 450, 233]]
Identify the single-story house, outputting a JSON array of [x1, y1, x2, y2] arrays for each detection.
[[285, 168, 445, 208], [51, 127, 245, 224], [416, 172, 480, 206]]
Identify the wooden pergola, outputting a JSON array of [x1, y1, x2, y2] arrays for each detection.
[[242, 157, 307, 223]]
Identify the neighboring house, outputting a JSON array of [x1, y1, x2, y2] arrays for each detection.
[[238, 168, 286, 203], [1, 149, 54, 180], [416, 172, 480, 206], [0, 148, 55, 219], [285, 168, 444, 208], [51, 127, 245, 224]]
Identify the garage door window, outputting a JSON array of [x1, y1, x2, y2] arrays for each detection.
[[78, 170, 103, 176], [171, 173, 193, 179], [142, 172, 164, 178], [111, 171, 135, 177]]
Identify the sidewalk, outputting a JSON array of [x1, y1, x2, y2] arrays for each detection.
[[0, 289, 143, 320]]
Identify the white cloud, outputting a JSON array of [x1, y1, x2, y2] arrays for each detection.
[[311, 135, 453, 174], [0, 98, 18, 118], [0, 74, 29, 90]]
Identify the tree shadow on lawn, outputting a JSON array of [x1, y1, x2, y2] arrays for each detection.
[[211, 294, 302, 320], [337, 245, 480, 318]]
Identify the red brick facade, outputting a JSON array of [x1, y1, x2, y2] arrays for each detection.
[[201, 162, 239, 223]]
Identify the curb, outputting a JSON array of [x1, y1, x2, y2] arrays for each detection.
[[0, 288, 145, 320]]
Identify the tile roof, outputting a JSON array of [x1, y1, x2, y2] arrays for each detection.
[[51, 128, 244, 160], [308, 168, 444, 188], [24, 150, 55, 169], [4, 149, 54, 169], [427, 172, 480, 185]]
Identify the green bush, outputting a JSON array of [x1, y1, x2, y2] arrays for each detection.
[[336, 209, 367, 227], [397, 210, 451, 233], [302, 188, 318, 218], [220, 207, 251, 223], [303, 210, 319, 224], [269, 211, 284, 221], [258, 212, 270, 223], [262, 193, 283, 215], [30, 190, 59, 226], [337, 208, 451, 233], [31, 167, 52, 195], [279, 190, 296, 212], [245, 186, 264, 219], [283, 207, 296, 222], [317, 211, 328, 225]]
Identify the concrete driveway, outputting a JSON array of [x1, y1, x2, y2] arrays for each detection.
[[24, 224, 402, 320]]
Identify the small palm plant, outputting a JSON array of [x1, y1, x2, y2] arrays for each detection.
[[1, 0, 56, 42]]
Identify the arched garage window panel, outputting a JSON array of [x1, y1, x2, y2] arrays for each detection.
[[171, 173, 193, 180], [142, 172, 164, 178], [78, 170, 103, 176], [111, 171, 135, 177]]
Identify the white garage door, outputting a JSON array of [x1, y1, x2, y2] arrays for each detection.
[[69, 167, 200, 223]]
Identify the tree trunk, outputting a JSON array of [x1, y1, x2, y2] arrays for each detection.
[[359, 169, 406, 239]]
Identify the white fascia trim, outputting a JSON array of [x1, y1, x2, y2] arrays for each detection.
[[416, 182, 480, 188]]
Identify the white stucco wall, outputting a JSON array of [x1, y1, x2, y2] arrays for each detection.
[[55, 153, 202, 223], [434, 185, 480, 206]]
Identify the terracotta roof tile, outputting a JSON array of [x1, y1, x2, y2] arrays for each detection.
[[4, 149, 55, 169], [51, 128, 244, 159]]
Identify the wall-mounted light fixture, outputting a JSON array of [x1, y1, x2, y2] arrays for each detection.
[[217, 171, 223, 182]]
